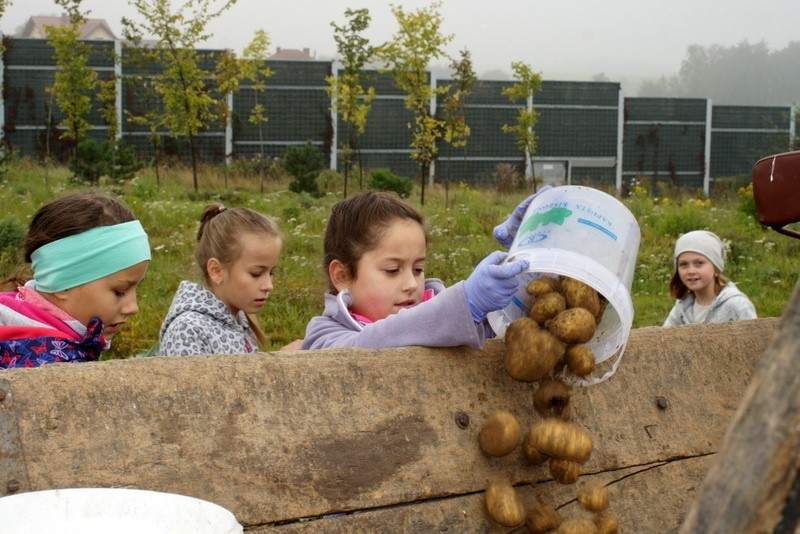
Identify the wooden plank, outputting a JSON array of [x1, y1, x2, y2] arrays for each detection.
[[0, 318, 778, 529], [264, 456, 712, 533], [680, 283, 800, 533]]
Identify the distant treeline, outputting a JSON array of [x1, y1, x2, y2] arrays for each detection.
[[638, 40, 800, 106]]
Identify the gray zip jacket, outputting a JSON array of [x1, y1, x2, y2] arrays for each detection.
[[159, 281, 258, 356], [301, 279, 491, 350], [663, 282, 757, 327]]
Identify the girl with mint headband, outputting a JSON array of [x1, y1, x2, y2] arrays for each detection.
[[0, 191, 151, 369]]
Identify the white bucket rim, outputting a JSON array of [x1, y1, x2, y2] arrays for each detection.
[[0, 487, 242, 534]]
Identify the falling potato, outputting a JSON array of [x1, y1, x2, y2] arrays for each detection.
[[549, 458, 580, 484], [526, 503, 561, 534], [557, 517, 598, 533], [484, 479, 526, 527], [522, 432, 549, 465], [527, 419, 593, 463], [479, 411, 521, 457], [594, 513, 619, 534], [533, 379, 571, 419], [577, 482, 610, 512], [565, 345, 596, 377], [504, 318, 566, 382]]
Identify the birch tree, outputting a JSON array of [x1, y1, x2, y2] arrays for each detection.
[[378, 1, 452, 205]]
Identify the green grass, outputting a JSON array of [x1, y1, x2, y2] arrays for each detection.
[[1, 159, 798, 359]]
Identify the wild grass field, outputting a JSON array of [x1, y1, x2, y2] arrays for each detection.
[[1, 158, 798, 359]]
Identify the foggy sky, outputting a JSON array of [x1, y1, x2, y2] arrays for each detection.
[[3, 0, 798, 93]]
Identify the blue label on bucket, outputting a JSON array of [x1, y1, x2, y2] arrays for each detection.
[[577, 218, 618, 240]]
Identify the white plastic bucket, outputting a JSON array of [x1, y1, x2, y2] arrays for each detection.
[[0, 488, 243, 534], [487, 185, 640, 385]]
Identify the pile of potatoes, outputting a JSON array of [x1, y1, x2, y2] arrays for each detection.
[[477, 275, 619, 532], [505, 275, 608, 383]]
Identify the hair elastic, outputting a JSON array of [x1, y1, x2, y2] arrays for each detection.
[[31, 220, 151, 293]]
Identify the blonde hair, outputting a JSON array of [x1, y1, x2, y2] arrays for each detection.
[[669, 270, 729, 300], [196, 205, 281, 347]]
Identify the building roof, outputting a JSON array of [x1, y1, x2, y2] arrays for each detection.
[[270, 47, 315, 61], [19, 15, 117, 40]]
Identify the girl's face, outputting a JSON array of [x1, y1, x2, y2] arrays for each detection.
[[335, 218, 427, 322], [677, 251, 717, 299], [211, 233, 282, 317], [57, 260, 150, 339]]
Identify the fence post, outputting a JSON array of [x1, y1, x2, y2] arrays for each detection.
[[115, 39, 122, 141], [330, 62, 338, 172], [616, 88, 625, 193], [704, 98, 712, 195]]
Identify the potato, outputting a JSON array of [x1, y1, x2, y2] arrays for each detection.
[[533, 379, 571, 419], [557, 517, 598, 533], [526, 276, 560, 297], [565, 345, 596, 377], [522, 432, 549, 465], [527, 419, 593, 463], [549, 458, 580, 484], [484, 479, 526, 527], [479, 411, 521, 457], [530, 291, 566, 325], [594, 514, 619, 534], [548, 308, 597, 344], [577, 482, 610, 512], [504, 318, 566, 382], [560, 277, 601, 317], [525, 503, 560, 533]]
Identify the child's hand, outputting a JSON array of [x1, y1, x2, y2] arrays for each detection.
[[493, 185, 553, 248], [464, 251, 529, 322]]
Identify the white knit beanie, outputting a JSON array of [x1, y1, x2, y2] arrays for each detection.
[[674, 230, 726, 272]]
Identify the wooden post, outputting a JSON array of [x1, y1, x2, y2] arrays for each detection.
[[680, 280, 800, 533]]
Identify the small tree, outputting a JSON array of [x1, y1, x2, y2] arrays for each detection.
[[122, 0, 239, 191], [441, 48, 475, 188], [501, 61, 542, 189], [378, 1, 453, 205], [45, 3, 97, 152], [327, 7, 376, 197], [240, 29, 274, 193]]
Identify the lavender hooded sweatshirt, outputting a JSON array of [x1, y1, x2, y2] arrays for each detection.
[[301, 279, 492, 350]]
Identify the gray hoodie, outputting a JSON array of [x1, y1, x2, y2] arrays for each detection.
[[663, 281, 757, 327], [159, 280, 258, 356]]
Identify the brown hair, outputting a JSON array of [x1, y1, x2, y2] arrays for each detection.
[[322, 191, 428, 292], [0, 191, 136, 291], [196, 204, 281, 347], [669, 270, 729, 300]]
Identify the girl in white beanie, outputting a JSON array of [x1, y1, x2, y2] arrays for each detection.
[[663, 230, 756, 327]]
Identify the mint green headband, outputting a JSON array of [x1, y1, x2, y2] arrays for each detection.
[[31, 220, 151, 293]]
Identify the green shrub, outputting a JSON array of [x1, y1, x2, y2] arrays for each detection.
[[105, 139, 143, 183], [69, 139, 142, 184], [69, 139, 106, 184], [737, 183, 760, 224], [368, 168, 412, 198], [284, 142, 323, 197], [0, 217, 25, 254]]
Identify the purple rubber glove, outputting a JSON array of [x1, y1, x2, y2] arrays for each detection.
[[463, 251, 529, 323], [493, 185, 553, 248]]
